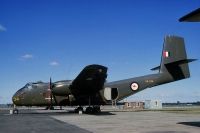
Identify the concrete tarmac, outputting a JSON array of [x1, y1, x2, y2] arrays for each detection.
[[0, 108, 200, 133], [51, 111, 200, 133], [0, 109, 91, 133]]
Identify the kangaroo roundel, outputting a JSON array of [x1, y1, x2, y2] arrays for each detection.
[[130, 82, 139, 91]]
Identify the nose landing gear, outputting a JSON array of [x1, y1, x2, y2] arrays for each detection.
[[74, 106, 84, 114]]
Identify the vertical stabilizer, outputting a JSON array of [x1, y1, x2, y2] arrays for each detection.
[[160, 36, 195, 80]]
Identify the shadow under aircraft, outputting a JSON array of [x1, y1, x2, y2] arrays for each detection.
[[12, 35, 196, 114]]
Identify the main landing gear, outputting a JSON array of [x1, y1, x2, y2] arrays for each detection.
[[45, 106, 54, 110], [75, 106, 101, 114], [85, 106, 101, 114]]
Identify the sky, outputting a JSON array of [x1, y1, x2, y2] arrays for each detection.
[[0, 0, 200, 104]]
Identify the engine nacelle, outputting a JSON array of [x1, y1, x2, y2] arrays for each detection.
[[52, 80, 72, 96]]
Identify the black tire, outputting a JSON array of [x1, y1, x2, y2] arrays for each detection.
[[93, 106, 101, 113], [85, 107, 93, 114], [75, 107, 83, 113], [13, 109, 19, 114], [50, 106, 54, 110]]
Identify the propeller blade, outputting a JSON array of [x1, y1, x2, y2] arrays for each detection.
[[49, 77, 53, 107], [52, 94, 58, 105], [50, 77, 52, 90], [49, 77, 58, 105]]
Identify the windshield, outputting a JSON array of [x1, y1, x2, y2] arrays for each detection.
[[24, 83, 33, 90]]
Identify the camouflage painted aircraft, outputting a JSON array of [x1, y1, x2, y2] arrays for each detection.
[[12, 35, 196, 113]]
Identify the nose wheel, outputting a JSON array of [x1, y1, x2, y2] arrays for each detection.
[[74, 106, 83, 113], [13, 108, 19, 114], [11, 105, 19, 114]]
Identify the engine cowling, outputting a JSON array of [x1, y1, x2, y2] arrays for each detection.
[[52, 80, 72, 96]]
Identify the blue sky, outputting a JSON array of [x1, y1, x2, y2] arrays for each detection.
[[0, 0, 200, 104]]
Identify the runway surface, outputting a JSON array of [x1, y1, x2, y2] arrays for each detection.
[[0, 108, 200, 133], [0, 109, 91, 133]]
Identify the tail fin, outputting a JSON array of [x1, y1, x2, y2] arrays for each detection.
[[152, 35, 196, 81]]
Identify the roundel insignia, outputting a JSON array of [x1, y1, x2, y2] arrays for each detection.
[[130, 82, 139, 91]]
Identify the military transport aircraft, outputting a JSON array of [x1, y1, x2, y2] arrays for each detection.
[[12, 35, 196, 113]]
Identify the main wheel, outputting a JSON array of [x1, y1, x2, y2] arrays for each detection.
[[50, 106, 54, 110], [93, 106, 101, 113], [85, 107, 93, 114]]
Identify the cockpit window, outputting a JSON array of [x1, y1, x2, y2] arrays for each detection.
[[15, 83, 34, 95], [27, 85, 32, 90], [24, 83, 31, 88], [23, 83, 33, 90]]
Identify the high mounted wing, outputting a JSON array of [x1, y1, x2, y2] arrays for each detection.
[[70, 64, 107, 97]]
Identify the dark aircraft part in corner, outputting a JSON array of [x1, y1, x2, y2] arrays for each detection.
[[179, 8, 200, 22]]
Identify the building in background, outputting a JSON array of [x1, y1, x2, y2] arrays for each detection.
[[144, 100, 162, 109], [123, 101, 144, 110]]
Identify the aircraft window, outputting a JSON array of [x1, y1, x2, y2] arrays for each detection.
[[25, 83, 30, 88], [24, 83, 33, 90], [27, 85, 32, 90]]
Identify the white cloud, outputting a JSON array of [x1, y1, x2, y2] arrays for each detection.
[[20, 54, 33, 60], [50, 61, 59, 66], [0, 24, 6, 32]]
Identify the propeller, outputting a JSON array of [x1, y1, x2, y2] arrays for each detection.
[[49, 77, 58, 107]]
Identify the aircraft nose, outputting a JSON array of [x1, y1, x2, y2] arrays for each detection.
[[12, 93, 20, 105], [12, 87, 25, 105]]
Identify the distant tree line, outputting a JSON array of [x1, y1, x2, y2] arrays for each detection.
[[163, 101, 200, 106]]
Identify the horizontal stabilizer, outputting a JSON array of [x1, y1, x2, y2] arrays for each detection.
[[151, 59, 197, 71], [169, 59, 197, 65], [151, 66, 160, 71]]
